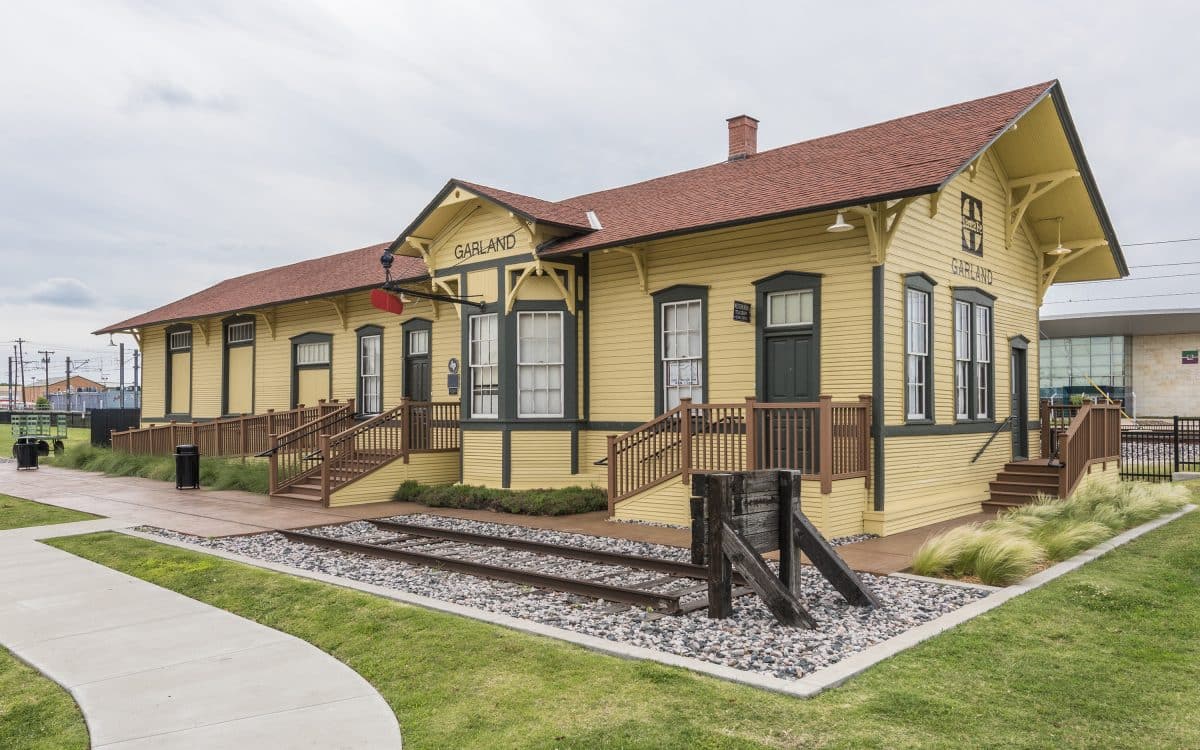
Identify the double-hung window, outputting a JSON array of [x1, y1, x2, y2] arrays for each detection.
[[517, 311, 563, 417], [359, 333, 381, 414], [469, 314, 499, 418], [661, 299, 703, 409], [953, 290, 994, 420], [903, 274, 935, 422]]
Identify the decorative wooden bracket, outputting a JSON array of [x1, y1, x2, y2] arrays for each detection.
[[509, 212, 539, 254], [326, 296, 348, 330], [430, 276, 462, 320], [130, 330, 142, 348], [505, 260, 576, 314], [848, 197, 917, 265], [1038, 239, 1108, 301], [610, 246, 649, 293], [1005, 170, 1079, 248], [193, 320, 210, 346], [405, 237, 434, 275], [253, 309, 277, 340], [929, 190, 941, 218]]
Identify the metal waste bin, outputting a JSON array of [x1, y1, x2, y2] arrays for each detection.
[[14, 438, 39, 471], [175, 444, 200, 489]]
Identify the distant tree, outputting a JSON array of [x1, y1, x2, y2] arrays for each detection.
[[35, 396, 50, 410]]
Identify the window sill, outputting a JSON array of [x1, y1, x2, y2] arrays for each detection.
[[904, 417, 935, 426]]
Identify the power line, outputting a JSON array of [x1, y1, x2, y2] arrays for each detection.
[[1043, 290, 1200, 304], [1063, 270, 1200, 283], [1128, 260, 1200, 269], [1124, 237, 1200, 247]]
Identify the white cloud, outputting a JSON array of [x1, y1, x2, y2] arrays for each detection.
[[27, 278, 99, 308]]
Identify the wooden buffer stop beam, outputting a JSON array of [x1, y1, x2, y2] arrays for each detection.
[[689, 471, 880, 628]]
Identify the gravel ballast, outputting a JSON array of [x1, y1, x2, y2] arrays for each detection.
[[142, 514, 985, 680]]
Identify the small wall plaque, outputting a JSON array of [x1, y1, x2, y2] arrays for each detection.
[[1183, 350, 1197, 365], [732, 301, 751, 323]]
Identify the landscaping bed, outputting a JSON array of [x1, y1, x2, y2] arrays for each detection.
[[141, 514, 986, 680], [913, 479, 1190, 585], [393, 481, 607, 515], [46, 443, 268, 494]]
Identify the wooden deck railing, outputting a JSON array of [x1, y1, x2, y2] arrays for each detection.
[[1056, 402, 1122, 498], [110, 401, 347, 458], [1040, 399, 1125, 459], [606, 395, 872, 508], [266, 401, 358, 494], [316, 400, 461, 500]]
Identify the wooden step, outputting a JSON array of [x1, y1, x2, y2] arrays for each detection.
[[988, 481, 1056, 497], [991, 474, 1060, 491], [271, 492, 323, 502], [1003, 461, 1060, 475]]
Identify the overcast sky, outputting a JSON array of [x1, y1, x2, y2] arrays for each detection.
[[2, 1, 1197, 383]]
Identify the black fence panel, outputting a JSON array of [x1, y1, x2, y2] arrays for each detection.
[[1120, 417, 1200, 482], [90, 409, 142, 447]]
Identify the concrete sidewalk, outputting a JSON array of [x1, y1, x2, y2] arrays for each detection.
[[0, 520, 402, 748]]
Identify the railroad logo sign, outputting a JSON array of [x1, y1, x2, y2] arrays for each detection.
[[1183, 350, 1198, 365], [961, 192, 984, 256]]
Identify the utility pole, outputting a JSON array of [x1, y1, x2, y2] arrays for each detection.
[[65, 357, 71, 413], [6, 355, 11, 406], [16, 339, 26, 407], [133, 350, 140, 409], [119, 342, 126, 409], [37, 349, 53, 406]]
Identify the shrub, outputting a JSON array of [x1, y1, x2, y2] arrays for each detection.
[[1031, 520, 1110, 562], [393, 481, 606, 516], [911, 525, 977, 577], [970, 533, 1044, 585], [48, 443, 268, 494]]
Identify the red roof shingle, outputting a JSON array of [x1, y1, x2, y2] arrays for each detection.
[[100, 81, 1060, 333]]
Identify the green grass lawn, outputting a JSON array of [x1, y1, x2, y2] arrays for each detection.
[[0, 426, 90, 459], [0, 645, 88, 750], [0, 495, 99, 531], [44, 503, 1200, 750]]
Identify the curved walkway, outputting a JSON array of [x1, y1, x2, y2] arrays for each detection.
[[0, 520, 402, 749]]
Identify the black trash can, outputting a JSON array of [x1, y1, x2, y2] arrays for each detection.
[[14, 438, 38, 471], [174, 444, 200, 489]]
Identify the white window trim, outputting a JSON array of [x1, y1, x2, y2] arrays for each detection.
[[359, 334, 381, 415], [954, 301, 971, 420], [295, 342, 331, 366], [169, 331, 191, 351], [765, 289, 814, 328], [226, 322, 254, 345], [517, 311, 564, 418], [905, 288, 930, 420], [661, 299, 704, 410], [469, 314, 499, 419], [408, 330, 429, 356]]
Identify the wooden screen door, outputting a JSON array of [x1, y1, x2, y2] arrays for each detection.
[[1010, 345, 1029, 460], [762, 333, 818, 470]]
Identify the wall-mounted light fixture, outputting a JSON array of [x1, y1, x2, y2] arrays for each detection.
[[827, 211, 853, 232]]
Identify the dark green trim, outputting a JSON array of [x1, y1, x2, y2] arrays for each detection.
[[1009, 334, 1030, 350], [221, 315, 255, 417], [505, 300, 578, 421], [652, 284, 709, 415], [289, 332, 333, 409], [355, 324, 384, 414], [902, 273, 935, 424], [951, 288, 995, 423], [501, 429, 512, 488], [400, 318, 432, 401], [570, 430, 579, 474], [164, 323, 193, 420], [754, 272, 821, 402], [584, 421, 643, 432], [871, 265, 885, 512], [885, 420, 1041, 437]]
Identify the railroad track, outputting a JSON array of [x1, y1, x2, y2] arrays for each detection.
[[280, 520, 751, 615]]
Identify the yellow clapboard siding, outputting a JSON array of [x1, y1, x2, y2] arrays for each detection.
[[140, 327, 165, 420], [169, 351, 191, 415], [328, 452, 460, 507], [613, 479, 691, 526], [461, 431, 502, 486], [429, 203, 533, 271], [507, 431, 597, 490]]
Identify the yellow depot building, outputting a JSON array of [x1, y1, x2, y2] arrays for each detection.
[[99, 80, 1127, 537]]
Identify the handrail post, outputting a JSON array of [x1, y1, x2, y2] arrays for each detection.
[[267, 434, 279, 494], [239, 415, 248, 457], [400, 397, 411, 462], [744, 396, 758, 470], [1039, 399, 1050, 458], [819, 394, 833, 494], [607, 434, 617, 513], [859, 394, 873, 488], [679, 398, 693, 485], [319, 434, 331, 505]]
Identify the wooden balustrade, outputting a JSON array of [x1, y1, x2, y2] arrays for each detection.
[[607, 395, 872, 508], [268, 401, 357, 494], [1056, 402, 1122, 498], [109, 401, 347, 458]]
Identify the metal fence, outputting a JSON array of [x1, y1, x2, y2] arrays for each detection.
[[1120, 417, 1200, 482], [47, 390, 141, 413]]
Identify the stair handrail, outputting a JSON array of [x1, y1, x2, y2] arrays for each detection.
[[258, 400, 356, 457], [265, 400, 356, 494], [1056, 402, 1122, 498], [970, 415, 1015, 464]]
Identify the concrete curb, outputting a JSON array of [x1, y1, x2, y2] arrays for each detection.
[[888, 572, 1001, 591], [102, 504, 1193, 699]]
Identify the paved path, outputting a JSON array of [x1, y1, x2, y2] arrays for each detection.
[[0, 519, 402, 748], [0, 463, 987, 573]]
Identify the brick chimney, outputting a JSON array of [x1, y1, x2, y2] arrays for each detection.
[[726, 114, 759, 160]]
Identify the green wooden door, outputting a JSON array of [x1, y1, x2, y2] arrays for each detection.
[[764, 334, 817, 403]]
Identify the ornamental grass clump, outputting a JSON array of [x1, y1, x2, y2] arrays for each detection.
[[48, 443, 269, 494], [909, 478, 1192, 585]]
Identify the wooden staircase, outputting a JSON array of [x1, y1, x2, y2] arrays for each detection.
[[983, 459, 1063, 512], [271, 450, 398, 501]]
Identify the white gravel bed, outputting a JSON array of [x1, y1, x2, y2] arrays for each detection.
[[140, 520, 986, 680]]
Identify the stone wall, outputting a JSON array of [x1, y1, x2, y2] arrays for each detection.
[[1132, 333, 1200, 417]]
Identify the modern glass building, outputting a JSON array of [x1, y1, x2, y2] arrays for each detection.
[[1038, 335, 1132, 404]]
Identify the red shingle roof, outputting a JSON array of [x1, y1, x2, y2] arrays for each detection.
[[101, 82, 1061, 333], [95, 243, 425, 334], [538, 81, 1054, 255]]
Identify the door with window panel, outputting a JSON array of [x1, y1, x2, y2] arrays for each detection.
[[661, 300, 703, 410]]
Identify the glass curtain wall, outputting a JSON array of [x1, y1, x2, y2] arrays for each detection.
[[1039, 336, 1131, 405]]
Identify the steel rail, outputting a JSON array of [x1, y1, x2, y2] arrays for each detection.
[[369, 519, 709, 579], [279, 529, 684, 613]]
